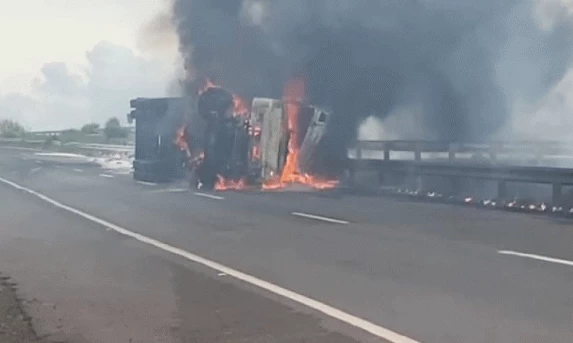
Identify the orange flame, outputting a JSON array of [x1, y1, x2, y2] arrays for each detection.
[[262, 78, 338, 191], [233, 94, 250, 117], [174, 124, 191, 158], [214, 175, 246, 191], [198, 78, 218, 95]]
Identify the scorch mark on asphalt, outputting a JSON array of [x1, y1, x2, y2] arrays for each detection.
[[0, 175, 418, 343], [499, 250, 573, 268], [291, 212, 350, 225]]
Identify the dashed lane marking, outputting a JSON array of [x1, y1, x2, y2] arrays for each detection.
[[150, 188, 188, 193], [99, 174, 114, 178], [194, 192, 224, 200], [0, 175, 418, 343], [73, 169, 83, 173], [291, 212, 350, 225], [499, 250, 573, 268], [136, 181, 157, 186]]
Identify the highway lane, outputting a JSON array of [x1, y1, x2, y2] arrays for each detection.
[[1, 148, 573, 342], [0, 150, 367, 343]]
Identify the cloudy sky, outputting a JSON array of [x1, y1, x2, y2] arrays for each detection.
[[0, 0, 180, 130]]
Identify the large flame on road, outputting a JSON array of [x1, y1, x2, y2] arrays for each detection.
[[215, 175, 246, 191], [263, 78, 338, 191]]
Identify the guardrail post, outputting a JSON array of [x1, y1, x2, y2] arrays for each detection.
[[497, 180, 507, 199], [384, 145, 390, 161], [552, 183, 563, 206], [356, 147, 362, 160], [414, 144, 421, 161], [448, 143, 458, 161]]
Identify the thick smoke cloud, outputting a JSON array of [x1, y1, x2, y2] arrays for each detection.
[[172, 0, 573, 159]]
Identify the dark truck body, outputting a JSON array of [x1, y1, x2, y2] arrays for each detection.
[[128, 97, 185, 183], [195, 87, 251, 189]]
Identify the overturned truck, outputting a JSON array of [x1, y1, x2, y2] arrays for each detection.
[[194, 87, 332, 190], [128, 89, 331, 188]]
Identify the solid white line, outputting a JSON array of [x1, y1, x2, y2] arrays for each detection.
[[73, 169, 83, 173], [194, 192, 224, 200], [136, 181, 157, 186], [499, 250, 573, 267], [150, 188, 188, 193], [292, 212, 350, 225], [99, 174, 114, 178], [0, 175, 417, 343]]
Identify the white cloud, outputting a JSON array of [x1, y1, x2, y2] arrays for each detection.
[[0, 41, 178, 130]]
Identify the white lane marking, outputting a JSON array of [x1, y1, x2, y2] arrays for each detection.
[[291, 212, 350, 225], [35, 160, 43, 165], [99, 174, 114, 178], [30, 167, 42, 174], [150, 188, 188, 194], [20, 157, 28, 161], [73, 169, 83, 173], [136, 181, 157, 186], [194, 192, 224, 200], [218, 273, 227, 277], [0, 176, 416, 343], [499, 250, 573, 267]]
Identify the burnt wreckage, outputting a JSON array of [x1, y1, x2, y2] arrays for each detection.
[[128, 89, 331, 189]]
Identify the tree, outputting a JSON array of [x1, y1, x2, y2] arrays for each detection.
[[0, 119, 26, 138], [81, 123, 100, 134], [104, 117, 128, 140]]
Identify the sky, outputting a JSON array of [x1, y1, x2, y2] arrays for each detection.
[[0, 0, 180, 130], [0, 0, 572, 140]]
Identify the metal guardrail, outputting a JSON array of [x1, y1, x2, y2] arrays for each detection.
[[66, 143, 134, 152], [0, 138, 134, 153], [348, 141, 573, 205], [349, 140, 573, 162]]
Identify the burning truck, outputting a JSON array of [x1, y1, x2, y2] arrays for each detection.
[[177, 81, 336, 191], [130, 81, 337, 190]]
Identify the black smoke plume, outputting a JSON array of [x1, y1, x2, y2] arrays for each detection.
[[172, 0, 573, 164]]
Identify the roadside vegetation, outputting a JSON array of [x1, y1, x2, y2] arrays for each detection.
[[0, 118, 133, 150]]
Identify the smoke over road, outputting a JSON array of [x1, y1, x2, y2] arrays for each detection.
[[171, 0, 573, 162]]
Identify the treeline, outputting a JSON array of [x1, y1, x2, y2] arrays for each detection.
[[0, 117, 130, 141]]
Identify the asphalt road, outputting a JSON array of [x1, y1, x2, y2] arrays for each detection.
[[0, 147, 573, 342]]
